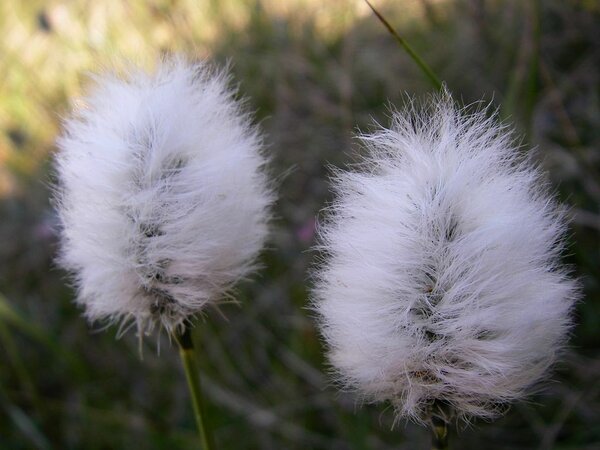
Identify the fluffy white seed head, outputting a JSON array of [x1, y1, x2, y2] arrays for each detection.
[[312, 94, 578, 422], [55, 58, 273, 335]]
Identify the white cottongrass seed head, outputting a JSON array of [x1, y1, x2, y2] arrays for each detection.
[[312, 93, 579, 422], [55, 58, 273, 335]]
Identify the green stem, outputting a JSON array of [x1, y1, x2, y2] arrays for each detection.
[[430, 415, 448, 450], [524, 0, 541, 135], [364, 0, 443, 91], [0, 320, 41, 411], [175, 327, 215, 450]]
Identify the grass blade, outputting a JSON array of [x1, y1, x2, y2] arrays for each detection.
[[364, 0, 443, 91]]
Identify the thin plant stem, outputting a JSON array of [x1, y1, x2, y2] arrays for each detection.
[[524, 0, 541, 131], [430, 414, 449, 450], [0, 320, 41, 411], [175, 327, 215, 450], [364, 0, 443, 91], [428, 400, 452, 450], [502, 0, 540, 134]]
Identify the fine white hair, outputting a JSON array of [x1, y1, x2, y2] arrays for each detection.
[[55, 58, 274, 335], [312, 93, 578, 422]]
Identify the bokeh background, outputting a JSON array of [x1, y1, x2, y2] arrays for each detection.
[[0, 0, 599, 448]]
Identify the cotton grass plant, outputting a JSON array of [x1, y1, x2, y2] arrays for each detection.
[[312, 93, 579, 448], [54, 57, 273, 448]]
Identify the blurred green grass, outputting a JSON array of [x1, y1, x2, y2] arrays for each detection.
[[0, 0, 599, 449]]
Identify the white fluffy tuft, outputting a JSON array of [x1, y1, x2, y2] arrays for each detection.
[[55, 58, 274, 335], [312, 94, 578, 422]]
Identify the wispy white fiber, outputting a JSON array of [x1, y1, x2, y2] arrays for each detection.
[[55, 58, 273, 335], [312, 93, 578, 421]]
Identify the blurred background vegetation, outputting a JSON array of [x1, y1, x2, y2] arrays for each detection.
[[0, 0, 598, 448]]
